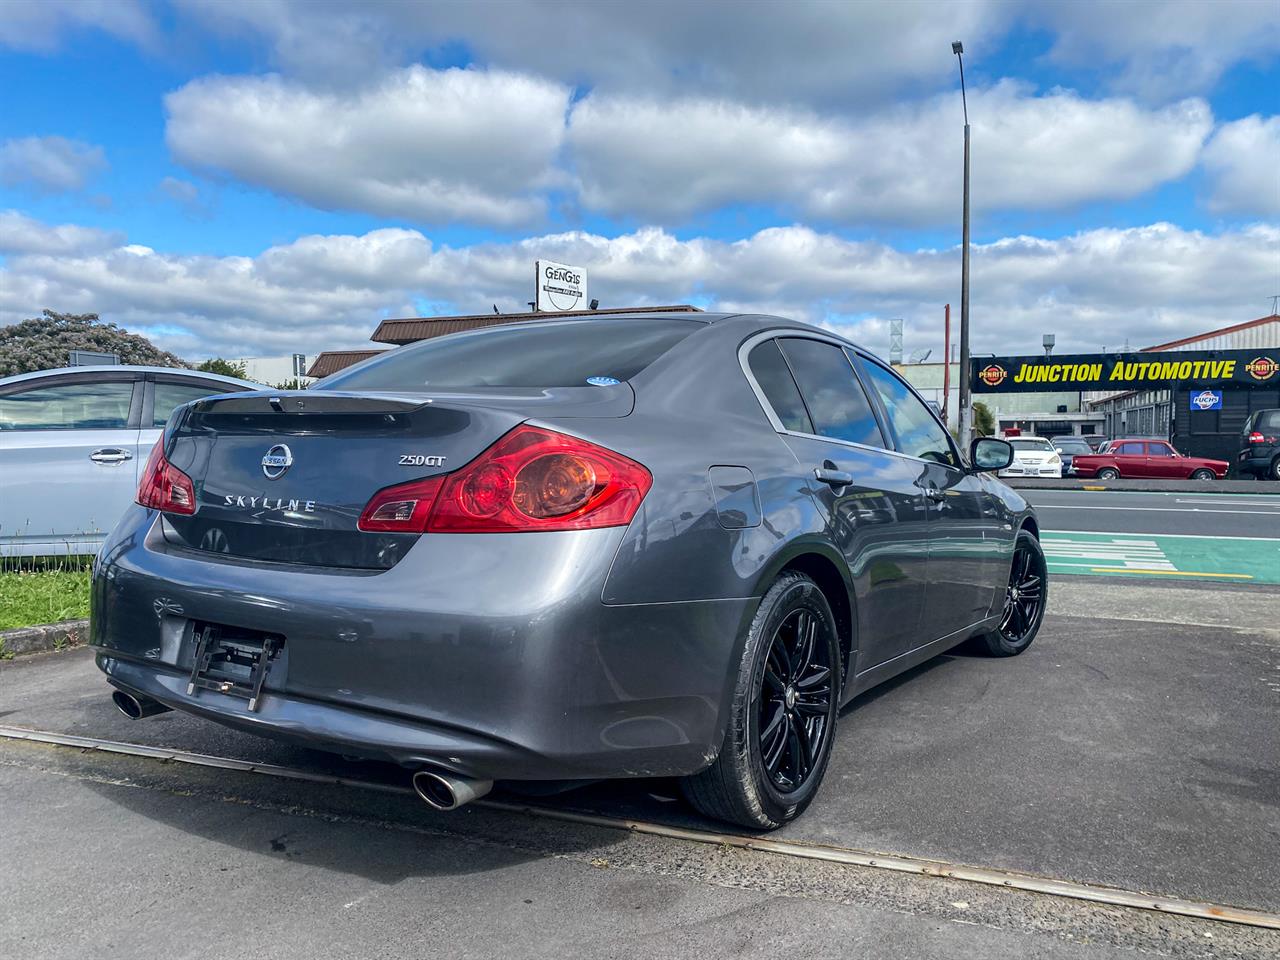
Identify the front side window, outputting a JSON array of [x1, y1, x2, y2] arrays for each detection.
[[319, 318, 698, 391], [857, 358, 957, 467], [0, 381, 134, 431], [747, 340, 812, 433], [1146, 442, 1175, 457], [777, 339, 884, 447]]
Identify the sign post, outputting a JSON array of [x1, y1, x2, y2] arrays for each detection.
[[534, 260, 588, 312]]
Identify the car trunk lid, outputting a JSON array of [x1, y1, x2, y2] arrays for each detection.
[[159, 387, 630, 568]]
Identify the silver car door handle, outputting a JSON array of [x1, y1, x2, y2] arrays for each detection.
[[90, 447, 134, 464], [814, 467, 854, 488]]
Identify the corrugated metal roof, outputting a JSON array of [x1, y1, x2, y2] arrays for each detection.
[[371, 305, 703, 345], [305, 349, 388, 378], [1144, 314, 1280, 352]]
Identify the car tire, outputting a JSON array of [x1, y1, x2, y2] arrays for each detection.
[[1190, 468, 1215, 481], [1272, 457, 1280, 481], [681, 571, 841, 830], [972, 530, 1047, 658], [1097, 468, 1120, 480]]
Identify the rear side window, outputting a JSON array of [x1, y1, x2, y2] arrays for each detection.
[[0, 381, 134, 431], [857, 358, 957, 467], [152, 381, 236, 426], [319, 318, 698, 391], [747, 340, 812, 433], [777, 339, 884, 447]]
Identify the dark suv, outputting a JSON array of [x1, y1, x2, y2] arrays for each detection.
[[1239, 409, 1280, 480]]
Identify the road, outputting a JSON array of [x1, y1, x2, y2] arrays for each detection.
[[1020, 489, 1280, 583], [2, 578, 1278, 958]]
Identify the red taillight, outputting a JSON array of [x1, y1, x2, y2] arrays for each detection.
[[136, 439, 196, 515], [357, 425, 652, 534], [1248, 432, 1266, 444], [357, 475, 444, 532]]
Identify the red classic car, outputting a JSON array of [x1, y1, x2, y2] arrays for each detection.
[[1070, 439, 1229, 480]]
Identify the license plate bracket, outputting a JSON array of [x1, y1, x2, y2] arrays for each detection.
[[187, 622, 284, 712]]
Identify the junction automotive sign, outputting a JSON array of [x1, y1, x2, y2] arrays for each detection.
[[971, 348, 1280, 393]]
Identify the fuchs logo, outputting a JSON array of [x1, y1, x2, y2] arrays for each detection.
[[1245, 356, 1278, 381], [978, 364, 1007, 387], [1192, 390, 1220, 410]]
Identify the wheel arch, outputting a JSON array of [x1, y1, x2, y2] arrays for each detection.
[[753, 540, 856, 687]]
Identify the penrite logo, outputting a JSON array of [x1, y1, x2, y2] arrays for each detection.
[[1245, 356, 1278, 381], [978, 364, 1007, 387]]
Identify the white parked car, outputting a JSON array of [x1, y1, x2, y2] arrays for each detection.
[[998, 436, 1063, 478], [0, 365, 263, 557]]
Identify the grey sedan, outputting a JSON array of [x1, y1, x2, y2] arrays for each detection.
[[90, 313, 1045, 829]]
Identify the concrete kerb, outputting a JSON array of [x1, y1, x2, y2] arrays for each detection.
[[0, 619, 90, 658]]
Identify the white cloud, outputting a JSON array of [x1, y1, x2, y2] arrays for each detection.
[[0, 210, 123, 256], [1201, 115, 1280, 216], [164, 66, 571, 226], [0, 0, 154, 52], [569, 83, 1213, 223], [1032, 0, 1280, 101], [176, 0, 1007, 103], [1, 214, 1274, 359], [0, 136, 107, 192]]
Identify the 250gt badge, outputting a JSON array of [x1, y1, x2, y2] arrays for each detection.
[[399, 455, 447, 467]]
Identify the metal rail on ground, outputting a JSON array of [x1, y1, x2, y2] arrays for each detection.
[[2, 723, 1277, 931]]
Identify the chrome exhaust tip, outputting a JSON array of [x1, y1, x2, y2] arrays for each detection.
[[111, 689, 172, 720], [412, 769, 493, 811]]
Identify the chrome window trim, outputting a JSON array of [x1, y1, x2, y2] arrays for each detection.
[[737, 329, 964, 473]]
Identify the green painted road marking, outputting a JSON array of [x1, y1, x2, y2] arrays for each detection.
[[1042, 531, 1280, 584]]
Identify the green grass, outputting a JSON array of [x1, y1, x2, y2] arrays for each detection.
[[0, 559, 92, 631]]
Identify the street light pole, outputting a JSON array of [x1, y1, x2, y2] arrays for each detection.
[[952, 41, 972, 448]]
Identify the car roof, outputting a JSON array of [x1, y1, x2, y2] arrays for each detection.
[[0, 365, 266, 389]]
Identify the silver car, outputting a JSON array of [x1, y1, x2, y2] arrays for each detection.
[[0, 365, 261, 557], [90, 314, 1044, 829]]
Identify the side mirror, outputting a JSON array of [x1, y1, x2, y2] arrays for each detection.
[[970, 437, 1014, 472]]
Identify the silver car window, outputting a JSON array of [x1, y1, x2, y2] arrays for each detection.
[[0, 381, 133, 431], [152, 382, 227, 427]]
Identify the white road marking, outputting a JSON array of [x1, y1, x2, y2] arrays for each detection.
[[1038, 505, 1277, 516], [1045, 529, 1280, 542], [1043, 536, 1175, 570]]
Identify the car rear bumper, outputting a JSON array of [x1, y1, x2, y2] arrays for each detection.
[[91, 506, 753, 781], [1237, 453, 1274, 476]]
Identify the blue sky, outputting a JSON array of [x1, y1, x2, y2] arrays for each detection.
[[0, 0, 1276, 359]]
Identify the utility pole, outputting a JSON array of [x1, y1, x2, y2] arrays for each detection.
[[952, 41, 972, 450]]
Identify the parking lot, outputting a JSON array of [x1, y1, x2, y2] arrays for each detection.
[[3, 557, 1279, 957]]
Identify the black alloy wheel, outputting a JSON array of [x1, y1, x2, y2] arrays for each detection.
[[973, 529, 1047, 657], [681, 571, 841, 829], [757, 607, 834, 793]]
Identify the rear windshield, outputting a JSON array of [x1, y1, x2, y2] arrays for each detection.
[[1250, 410, 1280, 432], [319, 318, 699, 391], [1009, 439, 1052, 451]]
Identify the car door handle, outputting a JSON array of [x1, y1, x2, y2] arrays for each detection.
[[814, 467, 854, 488], [90, 447, 134, 464]]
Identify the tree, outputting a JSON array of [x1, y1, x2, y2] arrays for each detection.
[[272, 378, 309, 390], [0, 310, 188, 377], [973, 401, 995, 437], [196, 358, 248, 379]]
